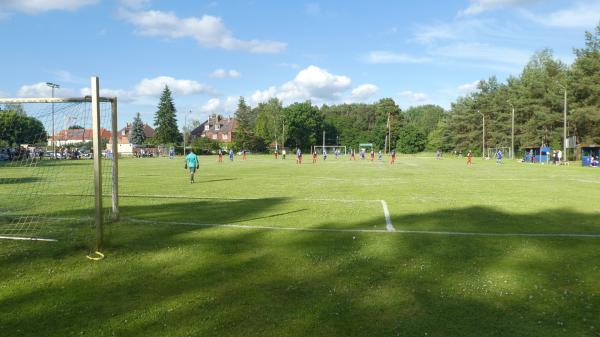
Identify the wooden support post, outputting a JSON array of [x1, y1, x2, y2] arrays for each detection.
[[91, 76, 103, 251], [111, 97, 119, 220]]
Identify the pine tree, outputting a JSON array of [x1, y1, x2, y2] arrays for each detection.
[[233, 96, 253, 148], [153, 86, 179, 145], [129, 112, 146, 145]]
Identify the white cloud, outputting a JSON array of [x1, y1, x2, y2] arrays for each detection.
[[457, 80, 481, 94], [399, 91, 429, 103], [119, 9, 286, 53], [0, 0, 98, 14], [522, 2, 600, 28], [119, 0, 150, 10], [210, 69, 241, 78], [200, 96, 238, 114], [365, 51, 431, 64], [433, 42, 531, 67], [459, 0, 538, 16], [251, 65, 352, 104], [134, 76, 215, 96], [79, 87, 135, 102], [17, 82, 75, 97], [305, 3, 321, 16], [276, 62, 301, 69], [350, 84, 378, 100]]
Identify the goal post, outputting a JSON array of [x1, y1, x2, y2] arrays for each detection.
[[314, 145, 347, 156], [0, 76, 118, 250]]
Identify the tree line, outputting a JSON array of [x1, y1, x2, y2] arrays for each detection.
[[2, 24, 598, 156]]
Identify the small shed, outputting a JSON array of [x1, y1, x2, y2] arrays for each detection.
[[577, 144, 600, 167], [522, 146, 551, 163]]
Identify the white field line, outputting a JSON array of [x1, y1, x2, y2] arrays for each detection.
[[122, 217, 600, 239], [0, 235, 57, 242], [5, 192, 382, 204], [381, 200, 395, 232]]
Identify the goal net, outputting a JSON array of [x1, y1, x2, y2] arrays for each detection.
[[0, 77, 118, 251], [313, 146, 347, 156]]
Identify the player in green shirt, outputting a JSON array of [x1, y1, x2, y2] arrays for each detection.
[[185, 149, 199, 184]]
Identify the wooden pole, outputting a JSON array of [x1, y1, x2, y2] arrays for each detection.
[[91, 77, 103, 251], [111, 97, 119, 221]]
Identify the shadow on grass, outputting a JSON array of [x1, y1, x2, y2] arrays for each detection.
[[0, 177, 42, 184], [1, 202, 599, 337]]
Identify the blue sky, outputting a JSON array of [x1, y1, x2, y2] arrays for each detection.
[[1, 0, 598, 128]]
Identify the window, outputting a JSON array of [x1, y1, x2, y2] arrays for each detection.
[[212, 134, 217, 140]]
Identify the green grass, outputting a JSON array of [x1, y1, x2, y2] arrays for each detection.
[[1, 155, 600, 337]]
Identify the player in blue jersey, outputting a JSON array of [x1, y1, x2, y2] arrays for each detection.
[[496, 149, 503, 164], [185, 149, 199, 184]]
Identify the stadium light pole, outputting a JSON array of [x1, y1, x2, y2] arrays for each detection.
[[508, 102, 515, 160], [557, 83, 568, 163], [46, 82, 60, 158], [183, 109, 190, 154], [478, 110, 485, 158]]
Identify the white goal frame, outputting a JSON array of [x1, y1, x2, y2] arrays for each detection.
[[313, 145, 347, 156], [0, 77, 118, 250]]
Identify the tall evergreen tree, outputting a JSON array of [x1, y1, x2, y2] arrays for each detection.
[[153, 86, 179, 145], [129, 112, 146, 145], [233, 96, 253, 149]]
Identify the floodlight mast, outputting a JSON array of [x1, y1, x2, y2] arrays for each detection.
[[508, 102, 515, 160], [478, 110, 485, 158], [46, 82, 60, 158], [557, 83, 568, 163]]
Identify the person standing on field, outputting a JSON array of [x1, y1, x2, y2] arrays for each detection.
[[390, 149, 396, 164], [467, 151, 473, 167], [185, 149, 199, 184], [282, 149, 286, 160], [229, 148, 234, 161]]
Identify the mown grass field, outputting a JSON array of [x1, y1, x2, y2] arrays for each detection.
[[1, 154, 599, 337]]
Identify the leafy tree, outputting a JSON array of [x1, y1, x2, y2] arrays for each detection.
[[0, 110, 46, 146], [404, 104, 445, 136], [153, 86, 179, 145], [254, 98, 283, 145], [396, 125, 426, 153], [283, 101, 323, 149], [68, 125, 84, 129], [129, 112, 146, 145]]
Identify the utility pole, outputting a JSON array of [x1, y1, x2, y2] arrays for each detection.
[[46, 82, 60, 158], [183, 110, 190, 155], [509, 102, 515, 160], [323, 130, 325, 149], [563, 87, 567, 163], [387, 111, 391, 154], [478, 110, 485, 158]]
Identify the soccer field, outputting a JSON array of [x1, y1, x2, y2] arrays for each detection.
[[1, 155, 600, 336]]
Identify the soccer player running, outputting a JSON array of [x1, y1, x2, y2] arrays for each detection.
[[312, 150, 318, 164], [390, 149, 396, 164], [282, 149, 286, 160], [467, 150, 473, 167], [350, 149, 356, 161], [229, 148, 234, 161], [217, 149, 223, 163], [370, 150, 375, 162], [496, 149, 503, 164], [242, 149, 247, 161], [185, 149, 199, 184], [378, 150, 382, 161], [296, 147, 302, 164]]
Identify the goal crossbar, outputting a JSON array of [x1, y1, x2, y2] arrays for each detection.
[[0, 97, 116, 104]]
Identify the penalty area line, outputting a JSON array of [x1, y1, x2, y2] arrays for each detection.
[[122, 217, 600, 239], [0, 235, 58, 242], [381, 200, 395, 232]]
